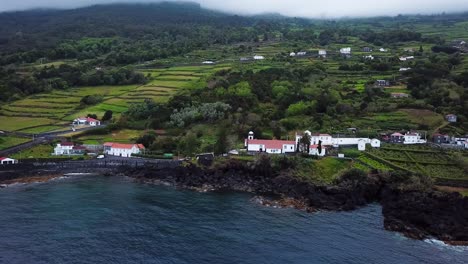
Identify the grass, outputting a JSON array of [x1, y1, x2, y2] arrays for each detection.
[[74, 129, 145, 144], [295, 157, 352, 184], [0, 116, 56, 131], [18, 126, 63, 134], [0, 136, 31, 150], [10, 144, 58, 159]]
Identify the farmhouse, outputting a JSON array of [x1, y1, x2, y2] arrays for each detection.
[[340, 47, 351, 56], [375, 80, 390, 87], [290, 52, 296, 57], [54, 142, 86, 155], [253, 55, 265, 60], [318, 50, 327, 58], [433, 133, 450, 144], [446, 114, 457, 123], [103, 142, 145, 157], [390, 133, 405, 143], [0, 157, 18, 165], [404, 132, 426, 144], [73, 117, 101, 127]]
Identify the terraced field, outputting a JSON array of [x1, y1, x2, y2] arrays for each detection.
[[362, 144, 467, 182], [0, 65, 224, 134]]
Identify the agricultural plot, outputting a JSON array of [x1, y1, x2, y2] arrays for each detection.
[[368, 145, 467, 181], [0, 116, 57, 131], [0, 136, 30, 150]]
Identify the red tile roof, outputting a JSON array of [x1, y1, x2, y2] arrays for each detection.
[[247, 139, 296, 150], [391, 133, 404, 137], [0, 157, 7, 161]]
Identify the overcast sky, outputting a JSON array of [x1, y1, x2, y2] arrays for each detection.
[[1, 0, 468, 18]]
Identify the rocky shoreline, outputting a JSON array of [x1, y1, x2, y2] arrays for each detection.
[[1, 159, 467, 245], [124, 158, 468, 246]]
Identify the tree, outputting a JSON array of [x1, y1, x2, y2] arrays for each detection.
[[102, 110, 113, 121], [137, 132, 157, 148], [87, 113, 98, 119], [298, 133, 311, 154], [419, 45, 424, 53], [214, 126, 229, 155]]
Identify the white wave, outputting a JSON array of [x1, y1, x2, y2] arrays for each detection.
[[424, 238, 468, 252]]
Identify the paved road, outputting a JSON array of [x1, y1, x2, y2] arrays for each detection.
[[0, 125, 108, 156]]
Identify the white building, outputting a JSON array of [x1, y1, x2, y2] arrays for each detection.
[[253, 55, 265, 60], [399, 56, 415, 61], [202, 61, 215, 64], [73, 117, 101, 127], [245, 132, 295, 154], [296, 131, 381, 152], [379, 48, 388, 52], [103, 142, 145, 158], [0, 157, 18, 165], [364, 55, 374, 60], [54, 142, 74, 155], [340, 47, 351, 55], [309, 145, 326, 156], [297, 51, 307, 56], [318, 50, 327, 58], [399, 67, 411, 72], [290, 52, 296, 57], [404, 132, 427, 145]]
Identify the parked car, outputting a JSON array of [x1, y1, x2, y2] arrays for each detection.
[[97, 155, 105, 159]]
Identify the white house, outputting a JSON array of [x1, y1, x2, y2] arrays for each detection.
[[253, 55, 265, 60], [0, 157, 18, 165], [309, 145, 326, 156], [245, 132, 295, 154], [379, 48, 388, 52], [297, 51, 307, 56], [290, 52, 296, 57], [73, 117, 101, 127], [318, 50, 327, 58], [340, 47, 351, 55], [399, 67, 411, 72], [399, 56, 415, 61], [54, 142, 86, 155], [103, 142, 145, 158], [202, 61, 215, 64], [404, 132, 427, 145], [364, 55, 374, 60], [54, 142, 75, 155]]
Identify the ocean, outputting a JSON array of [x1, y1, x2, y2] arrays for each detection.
[[0, 175, 466, 264]]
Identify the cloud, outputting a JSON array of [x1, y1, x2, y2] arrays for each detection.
[[1, 0, 468, 18]]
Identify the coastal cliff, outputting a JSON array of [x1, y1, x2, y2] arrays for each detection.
[[124, 158, 468, 245]]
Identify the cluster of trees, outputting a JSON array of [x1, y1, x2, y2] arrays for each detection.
[[169, 102, 231, 128]]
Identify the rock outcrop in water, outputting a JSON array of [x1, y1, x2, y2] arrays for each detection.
[[125, 158, 468, 245]]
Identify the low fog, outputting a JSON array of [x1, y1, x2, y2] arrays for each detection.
[[1, 0, 468, 18]]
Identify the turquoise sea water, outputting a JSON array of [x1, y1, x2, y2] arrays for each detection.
[[0, 175, 466, 264]]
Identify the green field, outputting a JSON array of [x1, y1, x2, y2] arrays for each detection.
[[0, 136, 31, 150], [362, 145, 467, 181]]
